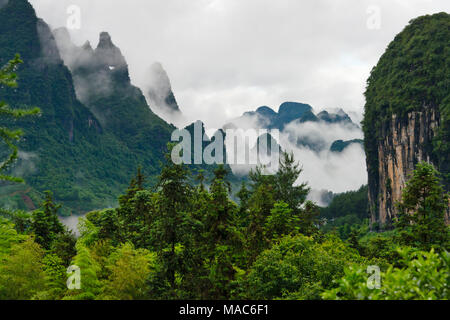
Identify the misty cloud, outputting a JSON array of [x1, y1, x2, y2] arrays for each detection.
[[143, 62, 187, 128], [224, 109, 367, 197], [59, 215, 82, 236], [29, 0, 450, 129], [12, 151, 39, 177], [283, 120, 363, 151]]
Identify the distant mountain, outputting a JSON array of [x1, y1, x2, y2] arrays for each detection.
[[317, 109, 356, 127], [277, 102, 318, 128], [330, 139, 364, 153], [225, 102, 362, 153], [0, 0, 175, 214], [226, 102, 359, 131], [53, 28, 174, 151], [179, 120, 243, 193]]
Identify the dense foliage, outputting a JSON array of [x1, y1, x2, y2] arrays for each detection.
[[320, 185, 369, 239], [1, 140, 448, 300]]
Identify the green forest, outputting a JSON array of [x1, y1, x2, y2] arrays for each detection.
[[1, 55, 449, 300], [0, 1, 449, 302]]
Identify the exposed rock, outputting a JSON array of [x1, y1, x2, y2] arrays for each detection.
[[363, 13, 450, 226], [367, 107, 449, 224]]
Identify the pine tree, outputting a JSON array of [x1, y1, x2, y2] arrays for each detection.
[[0, 54, 40, 183], [236, 181, 251, 228], [153, 144, 193, 293], [117, 167, 154, 248], [31, 191, 65, 250], [395, 162, 450, 251], [203, 165, 238, 299], [245, 182, 275, 265], [275, 151, 310, 213]]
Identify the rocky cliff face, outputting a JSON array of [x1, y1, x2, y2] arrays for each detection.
[[363, 13, 450, 226], [368, 106, 445, 224]]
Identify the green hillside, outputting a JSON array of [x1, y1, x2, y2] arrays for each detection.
[[0, 0, 174, 214]]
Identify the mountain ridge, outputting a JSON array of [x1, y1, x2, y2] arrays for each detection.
[[0, 0, 175, 214]]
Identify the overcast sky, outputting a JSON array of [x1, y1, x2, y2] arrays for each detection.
[[30, 0, 450, 128]]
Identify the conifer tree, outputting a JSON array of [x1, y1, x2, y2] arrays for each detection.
[[31, 191, 65, 250], [203, 165, 238, 298], [153, 144, 193, 292], [117, 167, 154, 248], [0, 55, 40, 183], [236, 181, 251, 228], [245, 182, 275, 265], [275, 151, 310, 213], [395, 162, 450, 251]]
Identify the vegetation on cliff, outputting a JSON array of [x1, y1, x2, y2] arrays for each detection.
[[363, 12, 450, 196]]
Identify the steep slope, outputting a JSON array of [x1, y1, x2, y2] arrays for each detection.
[[54, 29, 174, 158], [0, 0, 173, 214], [54, 28, 236, 182], [363, 12, 450, 225], [144, 62, 185, 126]]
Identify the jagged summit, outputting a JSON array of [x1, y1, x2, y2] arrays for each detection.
[[146, 62, 180, 112], [227, 101, 358, 132], [97, 32, 114, 48], [256, 106, 277, 118], [94, 31, 127, 68], [54, 28, 127, 72], [317, 109, 355, 127], [278, 102, 312, 117], [53, 27, 94, 69], [82, 40, 93, 52], [144, 61, 184, 126]]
